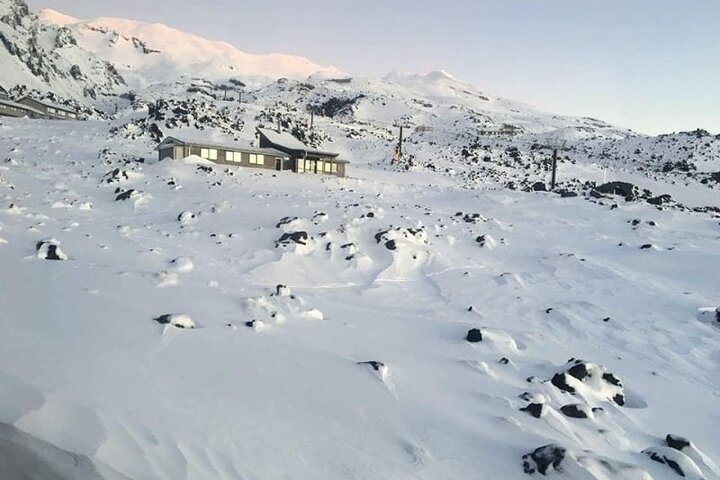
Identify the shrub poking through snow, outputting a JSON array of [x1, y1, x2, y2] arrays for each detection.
[[550, 358, 626, 406], [466, 328, 483, 343], [36, 239, 68, 261], [522, 444, 567, 475], [153, 314, 195, 329]]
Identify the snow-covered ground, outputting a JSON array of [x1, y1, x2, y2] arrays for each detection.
[[1, 118, 718, 479]]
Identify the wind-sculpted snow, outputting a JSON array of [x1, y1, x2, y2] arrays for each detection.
[[0, 117, 719, 478]]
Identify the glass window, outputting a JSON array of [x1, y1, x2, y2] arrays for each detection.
[[331, 163, 338, 173], [226, 151, 241, 162], [200, 148, 218, 160], [249, 154, 265, 165], [316, 161, 324, 173], [324, 162, 332, 173], [297, 159, 304, 172]]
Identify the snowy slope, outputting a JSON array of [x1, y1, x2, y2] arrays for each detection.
[[0, 115, 719, 480], [38, 8, 343, 87], [0, 0, 126, 100]]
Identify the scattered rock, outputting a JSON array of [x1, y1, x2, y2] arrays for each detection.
[[522, 444, 566, 475], [275, 284, 291, 297], [560, 404, 590, 419], [277, 231, 309, 246], [115, 189, 137, 201], [466, 328, 483, 343], [358, 361, 386, 372], [595, 181, 638, 201], [549, 359, 625, 406], [665, 434, 691, 451], [648, 194, 673, 206], [642, 446, 701, 478], [520, 403, 546, 419], [36, 239, 68, 261], [153, 314, 195, 329], [177, 211, 196, 225]]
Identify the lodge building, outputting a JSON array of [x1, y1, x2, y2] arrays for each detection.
[[0, 93, 79, 120], [156, 129, 348, 177]]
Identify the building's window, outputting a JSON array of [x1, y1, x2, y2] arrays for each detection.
[[249, 154, 264, 165], [49, 108, 56, 113], [59, 111, 66, 116], [316, 161, 324, 173], [200, 148, 218, 160], [226, 151, 242, 162], [331, 163, 338, 173], [297, 159, 305, 172], [68, 113, 76, 119], [324, 162, 332, 173]]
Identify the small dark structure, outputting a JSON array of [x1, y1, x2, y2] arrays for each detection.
[[256, 127, 348, 177], [155, 136, 291, 171], [17, 97, 78, 120]]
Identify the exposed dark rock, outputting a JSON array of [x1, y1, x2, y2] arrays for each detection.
[[276, 216, 298, 228], [277, 231, 309, 246], [465, 328, 483, 343], [643, 448, 686, 477], [531, 182, 547, 192], [665, 434, 691, 451], [557, 189, 578, 198], [357, 361, 385, 371], [602, 373, 622, 387], [551, 373, 575, 393], [567, 363, 589, 381], [640, 244, 653, 249], [114, 189, 136, 201], [596, 181, 638, 201], [648, 194, 673, 206], [385, 240, 397, 250], [560, 404, 589, 419], [35, 240, 67, 261], [520, 403, 545, 418], [522, 444, 566, 475]]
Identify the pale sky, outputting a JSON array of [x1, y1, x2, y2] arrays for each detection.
[[27, 0, 720, 135]]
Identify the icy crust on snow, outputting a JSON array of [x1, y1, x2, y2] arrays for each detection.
[[0, 123, 719, 478]]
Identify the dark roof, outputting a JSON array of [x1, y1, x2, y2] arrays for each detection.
[[18, 97, 78, 114], [155, 136, 289, 157], [257, 127, 340, 158], [0, 98, 45, 116]]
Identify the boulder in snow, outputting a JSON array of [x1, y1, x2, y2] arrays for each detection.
[[36, 239, 68, 261], [153, 314, 195, 329]]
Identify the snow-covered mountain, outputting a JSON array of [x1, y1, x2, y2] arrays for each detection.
[[0, 0, 125, 100], [38, 8, 343, 87]]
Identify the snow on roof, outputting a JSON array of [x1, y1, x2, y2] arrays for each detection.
[[0, 98, 45, 116], [257, 128, 340, 157], [156, 136, 288, 157], [257, 128, 311, 151], [19, 97, 78, 114]]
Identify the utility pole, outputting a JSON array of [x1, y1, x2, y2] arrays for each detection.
[[310, 110, 314, 130], [393, 121, 411, 161], [542, 139, 567, 191]]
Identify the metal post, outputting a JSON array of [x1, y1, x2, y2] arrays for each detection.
[[310, 111, 314, 130], [550, 149, 558, 190], [398, 126, 404, 157]]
